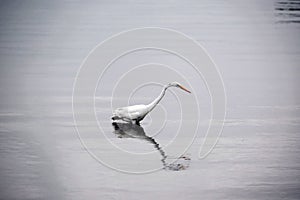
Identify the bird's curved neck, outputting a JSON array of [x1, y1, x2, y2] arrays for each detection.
[[147, 85, 169, 112]]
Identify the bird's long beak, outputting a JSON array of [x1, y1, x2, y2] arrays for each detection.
[[179, 84, 191, 93]]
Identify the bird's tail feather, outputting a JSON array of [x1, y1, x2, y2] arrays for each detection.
[[111, 115, 121, 120]]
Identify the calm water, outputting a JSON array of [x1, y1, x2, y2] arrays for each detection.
[[0, 0, 300, 199]]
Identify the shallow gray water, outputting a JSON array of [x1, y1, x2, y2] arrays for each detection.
[[0, 0, 300, 199]]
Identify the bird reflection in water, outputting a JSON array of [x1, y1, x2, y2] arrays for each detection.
[[112, 122, 191, 171]]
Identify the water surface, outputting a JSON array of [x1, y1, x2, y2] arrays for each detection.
[[0, 0, 299, 199]]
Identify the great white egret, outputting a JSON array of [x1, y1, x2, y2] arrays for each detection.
[[111, 82, 191, 125]]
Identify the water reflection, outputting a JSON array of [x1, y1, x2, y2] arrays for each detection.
[[275, 0, 300, 23], [112, 122, 190, 171]]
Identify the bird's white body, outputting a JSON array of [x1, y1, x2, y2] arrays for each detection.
[[113, 104, 149, 122], [112, 82, 191, 125]]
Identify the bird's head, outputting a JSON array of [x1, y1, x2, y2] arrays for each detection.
[[168, 82, 191, 93]]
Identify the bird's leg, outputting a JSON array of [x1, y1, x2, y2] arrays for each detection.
[[135, 120, 141, 126], [121, 118, 132, 123]]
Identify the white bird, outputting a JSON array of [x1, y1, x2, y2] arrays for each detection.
[[111, 82, 191, 125]]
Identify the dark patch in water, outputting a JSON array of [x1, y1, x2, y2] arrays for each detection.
[[275, 0, 300, 24]]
